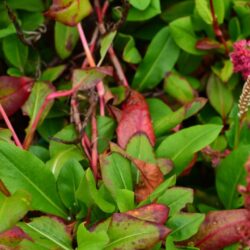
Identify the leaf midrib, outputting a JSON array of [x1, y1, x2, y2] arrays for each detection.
[[172, 126, 218, 162], [0, 153, 67, 218], [137, 33, 171, 89], [103, 230, 157, 249], [25, 223, 72, 250]]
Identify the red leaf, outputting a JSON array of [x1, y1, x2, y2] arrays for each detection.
[[188, 209, 250, 250], [132, 158, 164, 202], [196, 38, 221, 50], [0, 226, 31, 247], [116, 90, 155, 148], [125, 204, 169, 224], [0, 76, 33, 119]]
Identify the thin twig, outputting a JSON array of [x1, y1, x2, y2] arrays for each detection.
[[0, 104, 23, 149], [82, 27, 99, 68], [91, 107, 99, 180], [77, 23, 105, 116], [94, 0, 129, 87], [23, 86, 80, 149], [209, 0, 229, 55]]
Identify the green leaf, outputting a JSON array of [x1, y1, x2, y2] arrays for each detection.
[[147, 98, 185, 136], [46, 0, 92, 26], [103, 213, 170, 249], [2, 35, 29, 72], [46, 125, 84, 179], [184, 97, 207, 119], [161, 1, 195, 23], [216, 145, 250, 209], [99, 31, 117, 65], [153, 107, 185, 136], [126, 134, 156, 163], [0, 141, 68, 218], [57, 159, 84, 212], [77, 224, 109, 250], [0, 128, 13, 144], [213, 0, 225, 24], [195, 0, 213, 24], [0, 23, 16, 39], [96, 116, 116, 153], [140, 175, 176, 206], [76, 168, 115, 213], [164, 72, 195, 104], [20, 11, 45, 31], [156, 125, 222, 175], [19, 217, 72, 250], [29, 145, 50, 162], [167, 213, 205, 241], [22, 81, 55, 132], [55, 22, 79, 59], [132, 27, 180, 90], [207, 74, 234, 118], [127, 0, 161, 21], [158, 187, 193, 216], [72, 67, 112, 89], [40, 65, 66, 82], [0, 190, 31, 233], [101, 153, 133, 194], [114, 33, 141, 64], [128, 0, 150, 10], [85, 115, 116, 153], [7, 0, 45, 11], [147, 98, 172, 121], [229, 17, 241, 41], [169, 17, 205, 55], [115, 189, 135, 212], [211, 60, 233, 83]]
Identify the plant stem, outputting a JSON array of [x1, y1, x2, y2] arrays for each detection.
[[91, 108, 99, 180], [77, 23, 105, 116], [209, 0, 229, 55], [23, 86, 80, 149], [94, 0, 129, 87], [0, 104, 23, 149]]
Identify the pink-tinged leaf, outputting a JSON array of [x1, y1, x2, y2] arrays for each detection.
[[238, 156, 250, 209], [72, 66, 113, 89], [45, 0, 92, 26], [0, 226, 30, 247], [116, 90, 155, 148], [125, 204, 169, 224], [184, 97, 207, 119], [104, 213, 171, 249], [0, 76, 33, 119], [133, 158, 164, 203], [196, 38, 221, 50], [188, 209, 250, 250]]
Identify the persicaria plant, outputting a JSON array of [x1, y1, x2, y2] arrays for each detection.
[[0, 0, 250, 249]]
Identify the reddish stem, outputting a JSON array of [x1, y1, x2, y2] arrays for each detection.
[[0, 104, 23, 149], [71, 96, 91, 160], [90, 108, 99, 180], [94, 0, 129, 87], [82, 28, 99, 68], [209, 0, 229, 55], [101, 0, 109, 17], [77, 23, 105, 116], [23, 86, 80, 149]]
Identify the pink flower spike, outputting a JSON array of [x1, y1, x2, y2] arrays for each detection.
[[230, 39, 250, 79]]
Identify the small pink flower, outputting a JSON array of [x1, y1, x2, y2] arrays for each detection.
[[230, 40, 250, 79]]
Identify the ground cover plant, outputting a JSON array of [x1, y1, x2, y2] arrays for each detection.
[[0, 0, 250, 249]]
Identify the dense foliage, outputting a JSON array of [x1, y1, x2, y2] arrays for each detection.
[[0, 0, 250, 249]]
